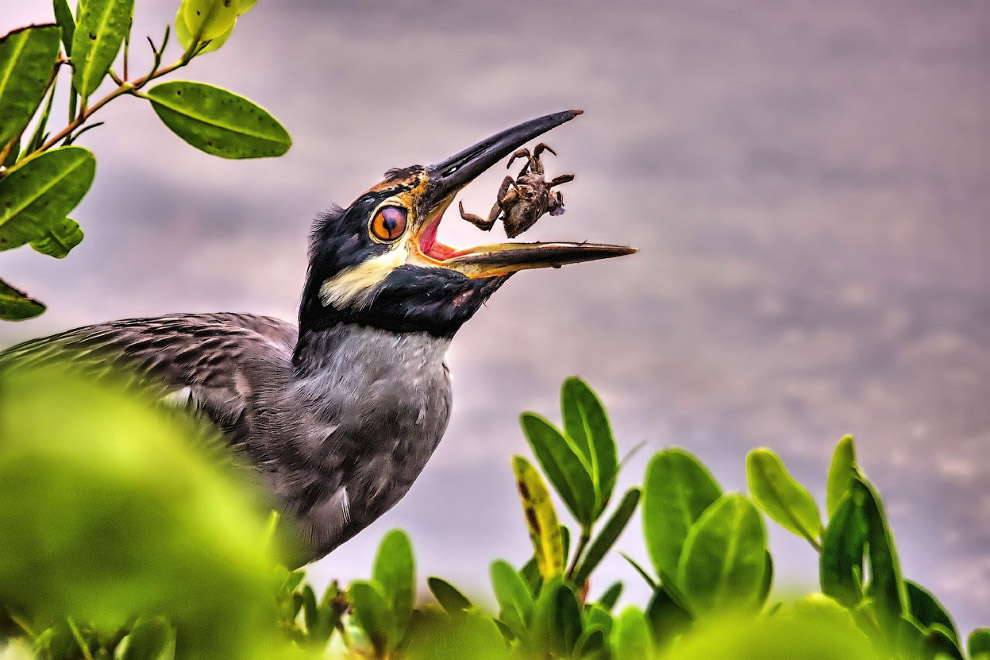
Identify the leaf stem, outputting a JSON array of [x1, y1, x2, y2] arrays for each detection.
[[6, 610, 35, 639], [566, 528, 592, 580], [66, 617, 95, 660]]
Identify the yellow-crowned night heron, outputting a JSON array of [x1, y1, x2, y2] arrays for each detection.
[[0, 111, 634, 563]]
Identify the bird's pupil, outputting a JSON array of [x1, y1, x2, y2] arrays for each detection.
[[372, 206, 407, 241]]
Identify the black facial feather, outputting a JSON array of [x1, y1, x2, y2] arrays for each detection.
[[298, 194, 508, 342]]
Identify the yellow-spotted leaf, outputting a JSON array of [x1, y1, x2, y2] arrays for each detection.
[[71, 0, 134, 99], [0, 146, 95, 252], [512, 455, 564, 579], [0, 25, 61, 146], [0, 278, 45, 320], [145, 81, 291, 159], [29, 216, 83, 258], [182, 0, 238, 42], [746, 449, 822, 545]]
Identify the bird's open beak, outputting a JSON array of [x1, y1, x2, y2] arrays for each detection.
[[413, 110, 636, 278]]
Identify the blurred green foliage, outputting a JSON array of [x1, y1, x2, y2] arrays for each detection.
[[0, 0, 290, 320], [0, 370, 985, 659]]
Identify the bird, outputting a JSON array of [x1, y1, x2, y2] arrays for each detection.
[[0, 111, 634, 564]]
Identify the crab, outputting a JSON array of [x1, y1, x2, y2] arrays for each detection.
[[458, 143, 575, 239]]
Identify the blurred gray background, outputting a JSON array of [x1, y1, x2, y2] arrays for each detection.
[[3, 0, 988, 631]]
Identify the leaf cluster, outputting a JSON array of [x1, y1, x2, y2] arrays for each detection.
[[0, 1, 291, 320], [0, 374, 986, 660]]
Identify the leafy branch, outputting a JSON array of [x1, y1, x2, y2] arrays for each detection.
[[0, 0, 291, 321]]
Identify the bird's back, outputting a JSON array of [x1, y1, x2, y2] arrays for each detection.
[[0, 312, 298, 444]]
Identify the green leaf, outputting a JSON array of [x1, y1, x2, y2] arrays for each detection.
[[512, 455, 565, 579], [746, 448, 823, 545], [820, 490, 867, 607], [597, 581, 623, 610], [25, 72, 58, 155], [427, 577, 472, 614], [612, 606, 655, 660], [348, 580, 398, 652], [532, 581, 582, 657], [519, 555, 541, 594], [29, 216, 83, 258], [2, 137, 17, 167], [490, 560, 534, 625], [561, 377, 618, 515], [0, 146, 95, 252], [0, 25, 61, 146], [585, 603, 615, 637], [182, 0, 239, 41], [118, 617, 174, 660], [827, 435, 857, 518], [642, 448, 722, 582], [521, 413, 596, 525], [619, 552, 657, 591], [969, 629, 990, 660], [71, 0, 134, 99], [856, 474, 909, 632], [145, 81, 291, 159], [906, 580, 958, 645], [174, 7, 232, 54], [373, 529, 415, 635], [573, 487, 641, 585], [923, 624, 964, 660], [53, 0, 76, 55], [677, 494, 767, 616], [301, 584, 319, 634], [645, 587, 692, 648], [757, 550, 773, 608], [574, 627, 608, 660]]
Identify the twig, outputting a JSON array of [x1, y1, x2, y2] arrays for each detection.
[[38, 54, 190, 154]]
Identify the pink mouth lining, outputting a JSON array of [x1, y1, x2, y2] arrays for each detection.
[[418, 211, 465, 261]]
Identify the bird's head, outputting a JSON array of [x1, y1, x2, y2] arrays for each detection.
[[299, 111, 635, 339]]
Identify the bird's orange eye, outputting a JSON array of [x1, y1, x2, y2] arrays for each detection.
[[370, 206, 407, 242]]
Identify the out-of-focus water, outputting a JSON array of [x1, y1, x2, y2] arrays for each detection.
[[2, 0, 987, 631]]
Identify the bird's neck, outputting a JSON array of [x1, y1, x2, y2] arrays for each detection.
[[292, 322, 450, 374]]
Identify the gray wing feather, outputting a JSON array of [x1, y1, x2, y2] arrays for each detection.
[[0, 313, 298, 445]]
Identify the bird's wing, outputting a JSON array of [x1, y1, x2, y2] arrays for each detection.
[[0, 313, 298, 443]]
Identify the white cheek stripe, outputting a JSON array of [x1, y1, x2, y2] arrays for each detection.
[[319, 247, 408, 309]]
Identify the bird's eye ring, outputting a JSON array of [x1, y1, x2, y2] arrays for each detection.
[[370, 206, 407, 242]]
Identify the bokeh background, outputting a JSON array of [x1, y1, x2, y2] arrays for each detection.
[[3, 0, 988, 631]]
